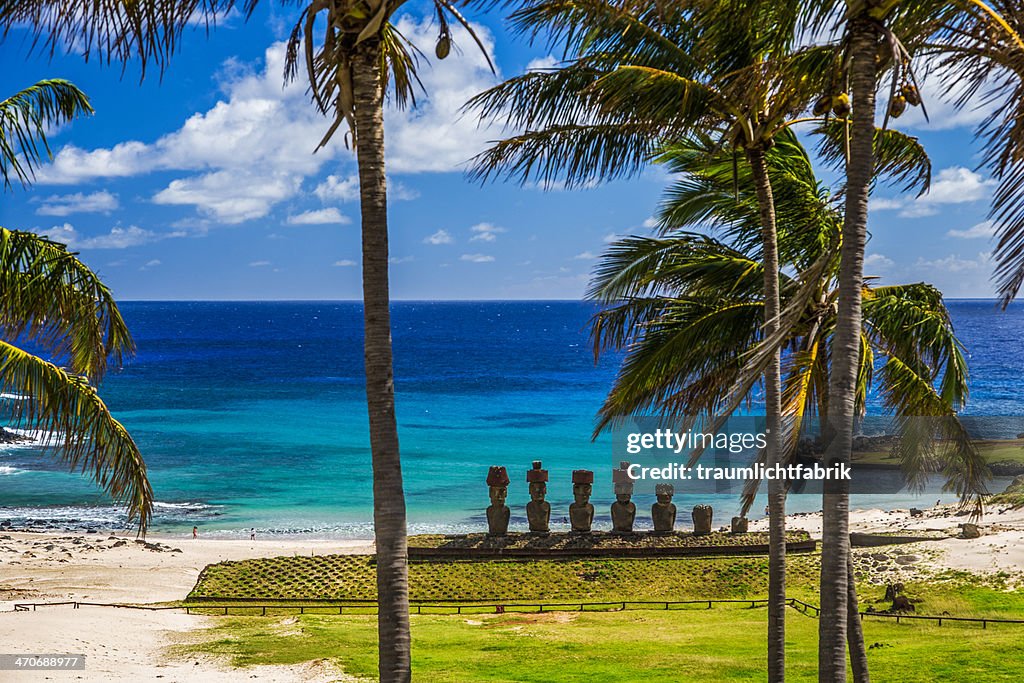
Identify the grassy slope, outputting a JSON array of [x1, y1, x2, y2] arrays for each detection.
[[187, 553, 1024, 615], [186, 607, 1024, 682], [182, 551, 1024, 680], [188, 554, 828, 603], [853, 439, 1024, 466]]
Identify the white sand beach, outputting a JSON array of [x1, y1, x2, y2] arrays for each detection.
[[1, 503, 1022, 681], [749, 502, 1024, 579], [0, 533, 373, 682]]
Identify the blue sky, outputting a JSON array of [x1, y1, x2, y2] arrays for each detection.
[[0, 2, 1007, 300]]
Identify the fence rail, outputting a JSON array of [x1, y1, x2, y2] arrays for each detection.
[[11, 598, 1024, 628]]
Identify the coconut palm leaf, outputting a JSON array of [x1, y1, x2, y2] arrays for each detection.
[[0, 228, 146, 528], [0, 341, 149, 529], [0, 79, 92, 188], [0, 0, 246, 76], [814, 120, 932, 195], [590, 133, 987, 507], [0, 228, 134, 381]]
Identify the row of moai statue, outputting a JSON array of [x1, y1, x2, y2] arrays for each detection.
[[486, 461, 749, 536]]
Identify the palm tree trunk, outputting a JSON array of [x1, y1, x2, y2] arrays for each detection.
[[819, 15, 879, 683], [848, 553, 870, 683], [351, 43, 412, 683], [748, 145, 786, 683]]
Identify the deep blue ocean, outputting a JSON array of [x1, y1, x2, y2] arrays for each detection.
[[0, 300, 1020, 537]]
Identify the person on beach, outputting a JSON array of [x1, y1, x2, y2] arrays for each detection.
[[250, 528, 256, 541], [193, 526, 198, 539]]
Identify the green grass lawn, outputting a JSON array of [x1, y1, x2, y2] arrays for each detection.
[[184, 605, 1024, 682], [854, 439, 1024, 467], [181, 550, 1024, 680]]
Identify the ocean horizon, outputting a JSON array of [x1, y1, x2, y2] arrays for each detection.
[[2, 299, 1021, 538]]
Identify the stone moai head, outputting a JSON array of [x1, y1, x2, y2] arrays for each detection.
[[655, 483, 675, 505], [612, 460, 634, 503], [572, 470, 594, 504], [487, 466, 510, 505], [526, 461, 548, 502]]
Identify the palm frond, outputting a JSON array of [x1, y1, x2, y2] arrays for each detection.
[[0, 0, 244, 77], [0, 228, 134, 381], [468, 123, 659, 188], [815, 120, 932, 196], [0, 79, 92, 188], [0, 339, 151, 531]]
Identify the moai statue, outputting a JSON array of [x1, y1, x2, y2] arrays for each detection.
[[730, 516, 749, 534], [610, 461, 636, 534], [651, 483, 677, 534], [692, 504, 713, 536], [569, 470, 595, 533], [485, 466, 511, 536], [526, 461, 550, 535]]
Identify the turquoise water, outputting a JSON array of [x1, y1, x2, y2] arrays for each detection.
[[0, 300, 1019, 537]]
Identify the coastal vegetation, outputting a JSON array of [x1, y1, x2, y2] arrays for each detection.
[[180, 552, 1024, 681], [0, 79, 151, 529], [4, 1, 1024, 682], [589, 131, 984, 520], [188, 551, 822, 603], [0, 2, 488, 678], [182, 608, 1024, 682], [466, 2, 1024, 678]]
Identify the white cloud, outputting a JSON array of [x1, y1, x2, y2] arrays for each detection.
[[314, 174, 359, 202], [603, 233, 621, 243], [863, 253, 894, 269], [153, 169, 302, 224], [35, 190, 118, 216], [526, 55, 559, 71], [333, 259, 357, 267], [35, 18, 499, 222], [873, 167, 994, 218], [314, 173, 418, 202], [461, 253, 495, 263], [383, 16, 503, 173], [947, 220, 995, 239], [286, 208, 350, 225], [469, 222, 505, 242], [249, 260, 271, 267], [390, 256, 415, 264], [424, 229, 454, 245], [574, 251, 597, 260], [36, 141, 152, 184], [389, 180, 420, 201], [892, 60, 1002, 132], [913, 251, 991, 273], [140, 259, 161, 270], [871, 198, 905, 211], [641, 217, 659, 229], [42, 223, 171, 249]]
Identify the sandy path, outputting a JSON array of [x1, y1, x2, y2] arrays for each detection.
[[749, 502, 1024, 578], [0, 533, 373, 681]]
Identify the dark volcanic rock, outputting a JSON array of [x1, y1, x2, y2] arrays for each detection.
[[989, 461, 1024, 476], [0, 427, 30, 444]]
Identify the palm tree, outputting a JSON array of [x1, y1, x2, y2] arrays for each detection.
[[1, 79, 151, 530], [1, 3, 490, 677], [281, 5, 491, 679], [589, 130, 988, 522], [1, 79, 93, 187], [797, 4, 1023, 677], [468, 3, 830, 675], [935, 4, 1024, 305]]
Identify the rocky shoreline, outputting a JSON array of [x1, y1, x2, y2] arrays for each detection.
[[0, 427, 31, 444]]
